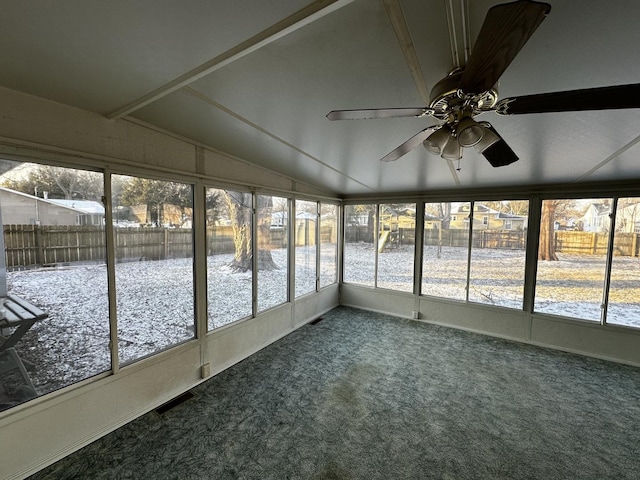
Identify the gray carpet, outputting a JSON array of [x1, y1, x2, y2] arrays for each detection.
[[29, 307, 640, 479]]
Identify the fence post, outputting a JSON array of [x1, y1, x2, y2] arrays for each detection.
[[632, 233, 638, 257], [591, 232, 597, 254], [35, 224, 44, 266], [164, 228, 169, 259]]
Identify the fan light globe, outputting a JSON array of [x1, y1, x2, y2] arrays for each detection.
[[457, 116, 485, 147], [441, 135, 462, 160], [423, 126, 452, 155]]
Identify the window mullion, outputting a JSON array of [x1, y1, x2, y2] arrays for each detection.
[[601, 197, 618, 325], [103, 170, 119, 374], [465, 201, 474, 302], [251, 191, 258, 317], [374, 204, 380, 288]]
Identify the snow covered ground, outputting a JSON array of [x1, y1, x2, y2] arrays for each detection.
[[344, 242, 640, 325], [4, 242, 640, 401], [5, 245, 336, 397]]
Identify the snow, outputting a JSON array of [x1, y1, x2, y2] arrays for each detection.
[[5, 242, 640, 400], [5, 244, 337, 397], [344, 242, 640, 326]]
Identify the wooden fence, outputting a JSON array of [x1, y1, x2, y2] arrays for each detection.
[[3, 225, 193, 269], [345, 226, 640, 256], [4, 223, 339, 270], [6, 224, 638, 270]]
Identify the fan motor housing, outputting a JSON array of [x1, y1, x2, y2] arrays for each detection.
[[429, 70, 499, 118]]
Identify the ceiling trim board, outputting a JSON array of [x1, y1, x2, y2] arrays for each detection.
[[106, 0, 356, 120], [383, 0, 460, 186], [573, 133, 640, 183], [382, 0, 430, 105], [182, 86, 375, 191]]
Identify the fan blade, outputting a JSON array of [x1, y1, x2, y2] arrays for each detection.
[[480, 125, 519, 167], [327, 108, 430, 121], [459, 0, 551, 95], [496, 83, 640, 115], [380, 127, 439, 162]]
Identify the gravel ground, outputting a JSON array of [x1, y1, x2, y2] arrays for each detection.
[[3, 241, 639, 403]]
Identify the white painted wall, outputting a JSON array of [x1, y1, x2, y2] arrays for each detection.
[[342, 284, 640, 367], [0, 86, 340, 480]]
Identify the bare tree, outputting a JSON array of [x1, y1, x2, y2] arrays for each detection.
[[119, 177, 191, 226], [1, 164, 102, 200]]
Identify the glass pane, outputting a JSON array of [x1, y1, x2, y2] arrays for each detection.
[[295, 200, 317, 297], [319, 203, 338, 288], [422, 202, 470, 300], [112, 175, 194, 365], [468, 201, 529, 309], [257, 195, 288, 312], [535, 198, 610, 321], [206, 189, 252, 330], [607, 198, 640, 328], [377, 203, 415, 292], [343, 204, 376, 286], [0, 162, 109, 410]]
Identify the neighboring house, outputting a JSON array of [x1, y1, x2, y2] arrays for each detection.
[[450, 203, 527, 230], [578, 203, 611, 232], [379, 206, 416, 230], [424, 212, 442, 230], [615, 202, 640, 233], [46, 199, 105, 225], [495, 212, 528, 231], [0, 187, 104, 226]]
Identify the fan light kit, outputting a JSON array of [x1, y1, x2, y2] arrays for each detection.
[[326, 0, 640, 169]]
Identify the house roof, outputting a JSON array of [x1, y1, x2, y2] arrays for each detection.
[[46, 199, 105, 215], [0, 187, 104, 215]]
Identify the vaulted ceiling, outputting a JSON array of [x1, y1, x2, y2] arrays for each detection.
[[2, 0, 640, 196]]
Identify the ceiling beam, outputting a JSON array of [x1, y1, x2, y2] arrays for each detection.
[[573, 133, 640, 183], [382, 0, 430, 105], [107, 0, 355, 120], [383, 0, 461, 186], [184, 86, 375, 191]]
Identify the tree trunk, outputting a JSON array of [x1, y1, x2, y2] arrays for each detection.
[[224, 192, 278, 272], [539, 200, 558, 261], [225, 192, 253, 272], [256, 195, 279, 271]]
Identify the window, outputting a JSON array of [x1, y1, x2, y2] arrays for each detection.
[[468, 201, 528, 308], [257, 195, 288, 312], [422, 202, 469, 300], [206, 188, 252, 330], [343, 204, 376, 286], [482, 216, 488, 225], [376, 203, 415, 292], [295, 200, 317, 298], [319, 203, 338, 288], [112, 174, 195, 365], [1, 162, 109, 409], [535, 198, 610, 321], [607, 198, 640, 328]]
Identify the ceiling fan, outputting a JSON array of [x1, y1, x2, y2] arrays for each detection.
[[326, 0, 640, 167]]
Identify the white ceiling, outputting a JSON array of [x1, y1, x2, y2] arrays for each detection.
[[2, 0, 640, 196]]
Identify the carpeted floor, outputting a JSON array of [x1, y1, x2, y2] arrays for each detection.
[[29, 307, 640, 479]]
